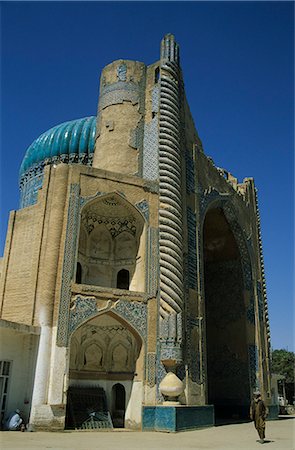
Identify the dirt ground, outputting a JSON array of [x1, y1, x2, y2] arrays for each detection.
[[1, 417, 294, 450]]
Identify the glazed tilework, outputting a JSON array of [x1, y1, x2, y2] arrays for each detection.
[[185, 151, 195, 194], [151, 85, 160, 112], [146, 227, 159, 296], [187, 207, 197, 289], [20, 172, 44, 208], [135, 199, 149, 221], [114, 299, 147, 339], [247, 296, 256, 324], [57, 184, 80, 347], [142, 405, 214, 431], [99, 81, 140, 110], [117, 64, 127, 81], [69, 295, 147, 341], [147, 352, 156, 387], [143, 117, 159, 180], [248, 344, 259, 388], [69, 296, 97, 334]]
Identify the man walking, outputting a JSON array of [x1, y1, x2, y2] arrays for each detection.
[[250, 391, 268, 444]]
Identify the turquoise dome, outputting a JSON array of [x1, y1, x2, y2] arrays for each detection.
[[19, 116, 96, 184]]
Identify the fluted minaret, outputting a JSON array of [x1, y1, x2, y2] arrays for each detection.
[[158, 34, 184, 364]]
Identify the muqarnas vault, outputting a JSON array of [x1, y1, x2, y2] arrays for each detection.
[[0, 35, 275, 432]]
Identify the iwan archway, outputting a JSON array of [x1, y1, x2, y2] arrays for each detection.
[[76, 193, 146, 292], [203, 206, 251, 422], [66, 311, 143, 429]]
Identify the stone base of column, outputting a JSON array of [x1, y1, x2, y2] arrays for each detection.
[[29, 404, 65, 431], [142, 405, 214, 432]]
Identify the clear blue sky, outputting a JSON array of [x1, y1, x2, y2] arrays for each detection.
[[1, 2, 294, 351]]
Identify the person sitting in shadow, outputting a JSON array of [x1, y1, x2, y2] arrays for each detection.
[[4, 409, 24, 431]]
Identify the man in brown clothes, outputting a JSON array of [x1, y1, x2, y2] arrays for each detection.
[[250, 391, 268, 444]]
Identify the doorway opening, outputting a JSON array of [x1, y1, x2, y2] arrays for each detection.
[[111, 383, 126, 428]]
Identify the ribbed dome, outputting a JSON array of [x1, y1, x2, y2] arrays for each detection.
[[19, 116, 96, 184]]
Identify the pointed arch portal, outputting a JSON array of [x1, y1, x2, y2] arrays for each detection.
[[66, 311, 143, 429], [203, 207, 251, 422]]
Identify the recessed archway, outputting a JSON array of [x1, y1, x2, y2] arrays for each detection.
[[66, 311, 143, 429], [76, 193, 146, 292], [203, 207, 250, 422]]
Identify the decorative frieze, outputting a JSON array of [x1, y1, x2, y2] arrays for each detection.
[[99, 81, 140, 110]]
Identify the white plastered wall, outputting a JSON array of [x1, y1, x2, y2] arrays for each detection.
[[0, 320, 39, 424]]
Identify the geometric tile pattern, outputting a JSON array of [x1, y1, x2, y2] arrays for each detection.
[[19, 171, 44, 208], [57, 184, 80, 347], [147, 227, 159, 296], [185, 151, 195, 194], [68, 295, 147, 341], [187, 207, 197, 289], [143, 117, 159, 180]]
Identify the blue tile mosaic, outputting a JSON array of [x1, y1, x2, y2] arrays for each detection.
[[142, 405, 214, 432]]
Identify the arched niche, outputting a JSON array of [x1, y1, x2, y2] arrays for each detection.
[[203, 206, 252, 421], [76, 193, 146, 291], [69, 312, 142, 377], [67, 311, 144, 429]]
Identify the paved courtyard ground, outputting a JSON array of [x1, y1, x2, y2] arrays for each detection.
[[1, 417, 294, 450]]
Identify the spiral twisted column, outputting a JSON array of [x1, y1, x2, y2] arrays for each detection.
[[158, 35, 184, 336]]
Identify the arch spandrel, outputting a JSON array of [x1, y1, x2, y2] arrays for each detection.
[[69, 311, 142, 374], [68, 295, 147, 343]]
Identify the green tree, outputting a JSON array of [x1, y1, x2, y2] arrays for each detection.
[[272, 349, 294, 383], [272, 349, 295, 404]]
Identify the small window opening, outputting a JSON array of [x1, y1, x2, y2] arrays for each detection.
[[116, 269, 129, 290], [76, 262, 82, 284], [154, 67, 160, 84]]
